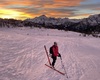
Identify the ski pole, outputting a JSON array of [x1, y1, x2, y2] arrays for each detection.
[[60, 57, 68, 78]]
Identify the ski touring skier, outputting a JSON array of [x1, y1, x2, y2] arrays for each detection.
[[44, 43, 68, 77], [49, 42, 61, 68]]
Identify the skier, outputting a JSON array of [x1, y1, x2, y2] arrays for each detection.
[[49, 42, 61, 68]]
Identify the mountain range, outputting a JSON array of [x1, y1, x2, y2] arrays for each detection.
[[25, 14, 100, 35], [0, 14, 100, 36]]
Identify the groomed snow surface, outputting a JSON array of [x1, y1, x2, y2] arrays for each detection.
[[0, 27, 100, 80]]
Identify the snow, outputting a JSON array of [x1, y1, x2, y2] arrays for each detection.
[[0, 27, 100, 80]]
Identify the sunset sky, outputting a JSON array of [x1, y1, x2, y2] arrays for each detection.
[[0, 0, 100, 20]]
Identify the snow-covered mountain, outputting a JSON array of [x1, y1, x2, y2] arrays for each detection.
[[81, 14, 100, 26], [25, 15, 80, 25], [0, 27, 100, 80], [25, 14, 100, 25], [24, 14, 100, 35]]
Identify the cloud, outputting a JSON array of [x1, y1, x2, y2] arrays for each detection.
[[0, 0, 99, 20], [29, 0, 84, 8], [0, 0, 84, 8], [53, 0, 84, 7], [95, 8, 100, 10], [79, 3, 100, 9]]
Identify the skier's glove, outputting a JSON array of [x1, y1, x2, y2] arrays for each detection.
[[58, 53, 61, 57]]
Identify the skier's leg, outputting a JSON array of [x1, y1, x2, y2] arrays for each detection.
[[52, 56, 57, 67]]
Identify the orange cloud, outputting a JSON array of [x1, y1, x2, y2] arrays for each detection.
[[37, 8, 73, 18], [55, 0, 83, 6], [0, 0, 98, 20], [0, 0, 83, 10], [45, 0, 84, 8], [10, 0, 32, 5], [47, 12, 72, 18]]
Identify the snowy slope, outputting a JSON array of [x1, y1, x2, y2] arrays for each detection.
[[0, 27, 100, 80]]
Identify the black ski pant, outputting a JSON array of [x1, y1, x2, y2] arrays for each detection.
[[51, 56, 57, 67]]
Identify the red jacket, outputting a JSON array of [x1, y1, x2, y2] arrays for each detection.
[[52, 45, 59, 57]]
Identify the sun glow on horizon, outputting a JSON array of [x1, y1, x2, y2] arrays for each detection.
[[0, 9, 31, 20], [69, 14, 91, 19]]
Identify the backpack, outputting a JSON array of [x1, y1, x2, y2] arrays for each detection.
[[49, 46, 53, 54]]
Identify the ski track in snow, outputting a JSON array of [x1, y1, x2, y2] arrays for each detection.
[[0, 27, 100, 80]]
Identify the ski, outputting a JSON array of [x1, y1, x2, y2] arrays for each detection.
[[45, 64, 65, 75], [44, 45, 51, 65]]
